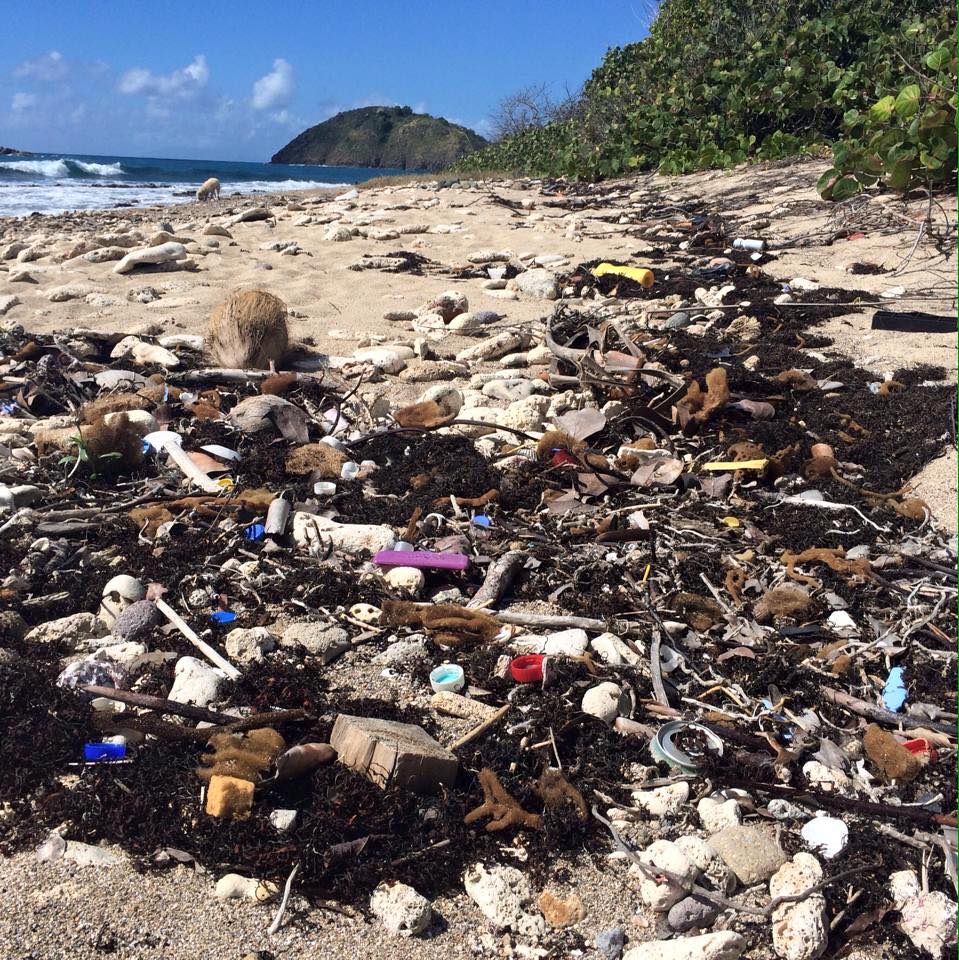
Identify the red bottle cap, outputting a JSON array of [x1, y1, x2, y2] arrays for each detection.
[[903, 738, 938, 762], [510, 654, 544, 683]]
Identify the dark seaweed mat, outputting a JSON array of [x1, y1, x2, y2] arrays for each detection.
[[0, 650, 88, 819], [333, 432, 504, 526], [12, 665, 615, 904]]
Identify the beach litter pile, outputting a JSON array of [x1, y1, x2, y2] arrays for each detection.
[[0, 176, 957, 959]]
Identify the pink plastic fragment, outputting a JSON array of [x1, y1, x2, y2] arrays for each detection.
[[374, 550, 470, 571]]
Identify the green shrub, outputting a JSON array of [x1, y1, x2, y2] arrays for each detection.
[[818, 14, 957, 198], [454, 0, 957, 191]]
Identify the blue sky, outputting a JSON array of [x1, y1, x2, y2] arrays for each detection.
[[0, 0, 654, 161]]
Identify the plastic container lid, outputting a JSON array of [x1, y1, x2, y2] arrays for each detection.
[[429, 663, 465, 693], [510, 654, 544, 684]]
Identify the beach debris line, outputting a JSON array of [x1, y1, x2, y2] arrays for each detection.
[[0, 175, 955, 959]]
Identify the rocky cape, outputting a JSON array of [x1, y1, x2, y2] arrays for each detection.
[[270, 106, 487, 172]]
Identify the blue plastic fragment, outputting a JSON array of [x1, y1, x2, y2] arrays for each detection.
[[0, 402, 16, 415], [210, 610, 237, 625], [882, 666, 907, 712], [84, 742, 127, 762], [472, 514, 491, 528], [244, 523, 265, 541]]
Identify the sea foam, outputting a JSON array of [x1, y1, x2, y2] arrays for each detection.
[[0, 159, 124, 177]]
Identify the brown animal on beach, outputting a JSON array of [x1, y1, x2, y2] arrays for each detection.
[[196, 177, 220, 201], [206, 289, 289, 369]]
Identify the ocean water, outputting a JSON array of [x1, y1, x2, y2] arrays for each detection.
[[0, 153, 406, 217]]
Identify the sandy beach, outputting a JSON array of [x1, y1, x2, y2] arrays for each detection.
[[2, 158, 956, 525], [0, 158, 956, 960]]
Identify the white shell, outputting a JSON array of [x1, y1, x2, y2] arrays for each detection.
[[101, 575, 146, 601]]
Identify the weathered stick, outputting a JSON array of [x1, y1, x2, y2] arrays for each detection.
[[219, 709, 311, 735], [154, 597, 242, 680], [267, 863, 300, 935], [495, 610, 635, 633], [81, 685, 235, 723], [451, 704, 510, 751], [719, 775, 958, 828], [91, 712, 208, 742], [821, 686, 957, 737], [172, 367, 333, 385], [96, 710, 310, 742], [467, 550, 525, 609]]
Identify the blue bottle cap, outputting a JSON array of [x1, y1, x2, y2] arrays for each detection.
[[84, 742, 127, 762]]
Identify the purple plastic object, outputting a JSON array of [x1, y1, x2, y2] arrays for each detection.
[[373, 550, 470, 571]]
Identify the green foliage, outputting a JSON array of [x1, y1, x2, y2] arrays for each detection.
[[818, 15, 957, 198], [454, 0, 957, 193]]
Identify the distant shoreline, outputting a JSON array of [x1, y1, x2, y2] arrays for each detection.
[[0, 176, 441, 224], [0, 151, 410, 218]]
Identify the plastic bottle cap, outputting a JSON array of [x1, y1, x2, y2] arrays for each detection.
[[313, 481, 337, 496], [83, 742, 127, 762], [429, 663, 465, 693], [510, 654, 544, 683]]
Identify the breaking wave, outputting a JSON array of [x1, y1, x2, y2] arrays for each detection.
[[0, 158, 124, 178]]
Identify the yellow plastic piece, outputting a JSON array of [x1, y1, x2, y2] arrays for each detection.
[[721, 516, 741, 527], [592, 263, 655, 288], [702, 459, 768, 471]]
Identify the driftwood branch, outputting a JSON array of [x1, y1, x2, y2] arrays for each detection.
[[267, 862, 300, 935], [467, 550, 525, 609], [717, 776, 959, 828], [451, 704, 510, 751], [154, 597, 241, 680], [81, 685, 235, 723], [92, 709, 310, 743], [495, 610, 638, 634], [821, 686, 957, 737]]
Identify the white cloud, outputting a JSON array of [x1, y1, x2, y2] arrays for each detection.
[[13, 50, 67, 82], [11, 92, 38, 113], [270, 109, 300, 126], [251, 59, 294, 111], [118, 55, 209, 97]]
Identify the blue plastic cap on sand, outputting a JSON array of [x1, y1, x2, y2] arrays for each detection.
[[84, 742, 127, 762]]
